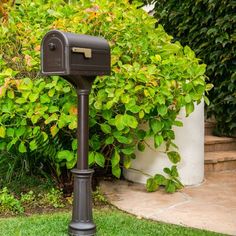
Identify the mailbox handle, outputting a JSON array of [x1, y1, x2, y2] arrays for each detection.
[[72, 47, 92, 58]]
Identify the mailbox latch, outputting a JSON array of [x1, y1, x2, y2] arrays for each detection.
[[72, 47, 92, 58]]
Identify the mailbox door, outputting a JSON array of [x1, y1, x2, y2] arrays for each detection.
[[70, 48, 110, 75], [42, 35, 66, 74]]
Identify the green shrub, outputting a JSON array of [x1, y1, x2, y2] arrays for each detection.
[[0, 187, 64, 215], [39, 188, 65, 208], [0, 0, 208, 192], [0, 187, 24, 214], [20, 190, 36, 207], [144, 0, 236, 136]]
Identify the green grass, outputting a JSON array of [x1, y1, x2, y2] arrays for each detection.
[[0, 208, 224, 236]]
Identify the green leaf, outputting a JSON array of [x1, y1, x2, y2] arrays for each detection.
[[154, 135, 163, 148], [185, 102, 194, 116], [121, 94, 130, 104], [66, 158, 76, 169], [29, 93, 39, 102], [154, 174, 167, 186], [63, 87, 71, 93], [112, 165, 121, 178], [68, 120, 77, 130], [50, 125, 59, 137], [105, 136, 114, 145], [47, 9, 63, 18], [150, 119, 163, 133], [7, 138, 17, 151], [184, 94, 192, 103], [95, 152, 105, 167], [29, 139, 37, 151], [42, 132, 48, 142], [111, 149, 120, 168], [89, 135, 101, 151], [45, 113, 58, 125], [115, 135, 132, 144], [16, 126, 26, 138], [158, 105, 168, 116], [173, 120, 183, 127], [31, 115, 41, 124], [105, 100, 115, 110], [58, 115, 68, 128], [205, 83, 214, 92], [171, 165, 179, 178], [15, 98, 26, 104], [94, 101, 102, 110], [123, 114, 138, 129], [100, 123, 111, 134], [0, 141, 6, 150], [204, 95, 210, 106], [0, 126, 6, 138], [128, 105, 141, 113], [146, 177, 159, 192], [139, 110, 145, 119], [167, 151, 181, 164], [121, 147, 135, 155], [163, 167, 171, 175], [19, 142, 27, 153], [89, 152, 95, 166], [40, 94, 50, 104], [7, 90, 14, 99], [123, 155, 132, 169], [49, 106, 59, 113], [137, 141, 145, 152], [6, 128, 15, 137], [137, 129, 146, 140], [72, 139, 77, 151], [57, 150, 74, 162], [165, 180, 176, 193], [114, 114, 125, 131], [102, 110, 112, 120]]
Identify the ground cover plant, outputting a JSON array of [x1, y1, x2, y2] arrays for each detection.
[[0, 186, 66, 216], [143, 0, 236, 136], [0, 0, 209, 192], [0, 208, 224, 236]]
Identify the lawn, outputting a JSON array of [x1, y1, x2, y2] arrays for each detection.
[[0, 208, 224, 236]]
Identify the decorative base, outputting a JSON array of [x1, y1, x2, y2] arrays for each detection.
[[68, 222, 96, 236], [68, 169, 96, 236]]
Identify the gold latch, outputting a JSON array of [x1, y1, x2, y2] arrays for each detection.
[[71, 47, 92, 58]]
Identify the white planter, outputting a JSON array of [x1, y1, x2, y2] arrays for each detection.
[[123, 101, 204, 186]]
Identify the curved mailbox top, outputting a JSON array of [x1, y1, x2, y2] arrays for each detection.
[[41, 30, 111, 76]]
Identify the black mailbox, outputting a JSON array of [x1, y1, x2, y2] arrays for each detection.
[[41, 30, 111, 236], [41, 30, 110, 77]]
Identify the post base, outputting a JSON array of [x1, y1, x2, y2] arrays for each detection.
[[68, 169, 96, 236], [68, 222, 96, 236]]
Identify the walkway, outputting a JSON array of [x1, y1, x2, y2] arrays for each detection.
[[100, 170, 236, 235]]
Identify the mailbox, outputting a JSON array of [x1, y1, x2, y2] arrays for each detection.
[[41, 30, 111, 236], [41, 30, 110, 77]]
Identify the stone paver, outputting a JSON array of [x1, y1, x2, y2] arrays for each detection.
[[100, 170, 236, 235]]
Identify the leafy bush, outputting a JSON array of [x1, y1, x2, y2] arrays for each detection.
[[39, 188, 65, 208], [0, 187, 65, 215], [143, 0, 236, 136], [0, 0, 208, 191], [0, 187, 24, 214], [20, 190, 35, 205]]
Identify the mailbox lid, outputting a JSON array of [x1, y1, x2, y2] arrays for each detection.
[[63, 32, 110, 51], [65, 32, 111, 75]]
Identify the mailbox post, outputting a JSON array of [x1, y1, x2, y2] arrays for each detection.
[[41, 30, 111, 236]]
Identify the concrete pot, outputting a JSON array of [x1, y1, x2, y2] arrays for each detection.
[[123, 101, 204, 186]]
